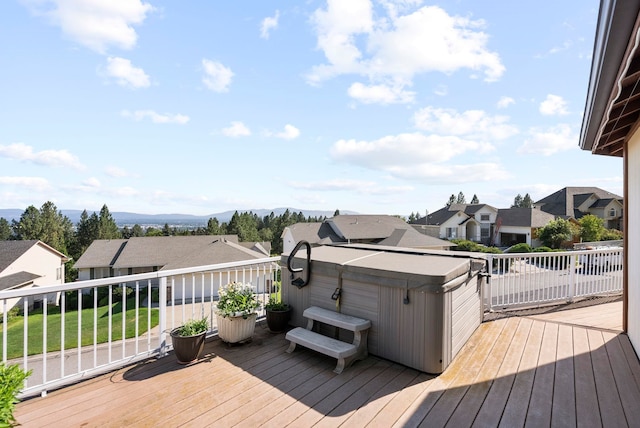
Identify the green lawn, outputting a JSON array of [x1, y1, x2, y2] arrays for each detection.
[[0, 302, 159, 360]]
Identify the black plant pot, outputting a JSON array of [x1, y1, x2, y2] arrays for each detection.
[[266, 308, 291, 333], [170, 328, 206, 364]]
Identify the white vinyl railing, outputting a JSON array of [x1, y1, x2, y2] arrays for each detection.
[[485, 247, 623, 311], [0, 257, 280, 399]]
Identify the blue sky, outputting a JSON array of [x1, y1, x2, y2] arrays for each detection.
[[0, 0, 623, 218]]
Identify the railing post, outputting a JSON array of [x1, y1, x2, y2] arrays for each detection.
[[159, 276, 167, 357], [568, 254, 576, 303], [486, 254, 493, 312]]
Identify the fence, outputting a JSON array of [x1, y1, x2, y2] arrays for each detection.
[[0, 257, 281, 399], [485, 247, 623, 311]]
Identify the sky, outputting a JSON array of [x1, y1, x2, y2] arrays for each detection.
[[0, 0, 623, 219]]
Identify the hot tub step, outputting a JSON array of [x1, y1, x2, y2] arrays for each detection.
[[285, 306, 370, 374]]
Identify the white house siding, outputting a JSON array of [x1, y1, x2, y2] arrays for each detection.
[[628, 130, 640, 351], [282, 228, 299, 255], [77, 267, 111, 281], [1, 244, 65, 309], [440, 215, 466, 240], [169, 271, 271, 304]]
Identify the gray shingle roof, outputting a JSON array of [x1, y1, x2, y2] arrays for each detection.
[[161, 239, 268, 270], [111, 235, 237, 269], [327, 215, 413, 240], [535, 187, 622, 217], [0, 240, 39, 271], [74, 235, 267, 271], [0, 271, 41, 291], [0, 240, 69, 271], [285, 222, 341, 245], [74, 239, 128, 269], [377, 228, 454, 248], [496, 208, 556, 228]]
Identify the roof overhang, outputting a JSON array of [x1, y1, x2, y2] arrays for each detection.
[[580, 0, 640, 156]]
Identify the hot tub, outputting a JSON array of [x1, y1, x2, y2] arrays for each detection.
[[281, 244, 488, 374]]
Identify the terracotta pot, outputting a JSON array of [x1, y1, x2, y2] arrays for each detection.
[[170, 328, 206, 364], [216, 313, 257, 343]]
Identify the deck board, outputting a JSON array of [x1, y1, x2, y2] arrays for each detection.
[[551, 324, 576, 428], [472, 317, 532, 428], [14, 302, 639, 428], [499, 317, 544, 428], [525, 321, 557, 427]]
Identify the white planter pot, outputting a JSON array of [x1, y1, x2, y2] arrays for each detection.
[[216, 313, 257, 344]]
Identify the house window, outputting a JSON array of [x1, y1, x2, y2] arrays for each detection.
[[609, 208, 617, 217], [481, 226, 490, 239], [56, 267, 62, 280], [90, 268, 95, 280], [446, 227, 457, 239], [480, 214, 490, 222]]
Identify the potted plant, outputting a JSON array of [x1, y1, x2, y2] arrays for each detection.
[[0, 363, 31, 427], [215, 282, 261, 344], [265, 296, 291, 333], [170, 317, 208, 364]]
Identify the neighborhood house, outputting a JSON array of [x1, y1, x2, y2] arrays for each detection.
[[74, 235, 272, 303], [0, 240, 69, 312]]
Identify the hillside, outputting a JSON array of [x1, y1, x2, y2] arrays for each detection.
[[0, 208, 358, 227]]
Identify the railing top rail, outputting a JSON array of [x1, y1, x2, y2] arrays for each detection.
[[490, 247, 623, 259], [0, 256, 280, 300]]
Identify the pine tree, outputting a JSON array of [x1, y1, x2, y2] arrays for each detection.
[[97, 205, 121, 239], [0, 218, 12, 240], [512, 194, 523, 208]]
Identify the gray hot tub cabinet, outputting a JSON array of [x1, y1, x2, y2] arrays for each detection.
[[281, 245, 487, 374]]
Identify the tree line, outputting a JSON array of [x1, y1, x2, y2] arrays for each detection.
[[406, 192, 533, 223], [0, 202, 331, 281]]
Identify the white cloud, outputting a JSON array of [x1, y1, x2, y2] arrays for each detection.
[[289, 179, 413, 195], [413, 107, 518, 141], [539, 94, 569, 116], [105, 57, 150, 88], [329, 132, 508, 183], [222, 121, 252, 137], [82, 177, 101, 188], [23, 0, 155, 54], [290, 179, 375, 191], [0, 142, 85, 170], [347, 82, 415, 104], [0, 176, 52, 192], [497, 96, 515, 109], [518, 124, 577, 155], [275, 124, 301, 140], [308, 2, 504, 103], [332, 132, 480, 165], [546, 40, 573, 56], [121, 110, 190, 124], [434, 85, 448, 96], [260, 10, 280, 39], [104, 165, 131, 178], [202, 59, 234, 92]]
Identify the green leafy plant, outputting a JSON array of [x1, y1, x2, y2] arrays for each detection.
[[265, 296, 289, 312], [173, 318, 209, 337], [215, 282, 261, 318], [505, 243, 533, 253], [0, 363, 32, 427]]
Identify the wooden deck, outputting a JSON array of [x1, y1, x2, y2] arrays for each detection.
[[15, 300, 640, 427]]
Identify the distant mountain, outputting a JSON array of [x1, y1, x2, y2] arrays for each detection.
[[0, 207, 358, 227]]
